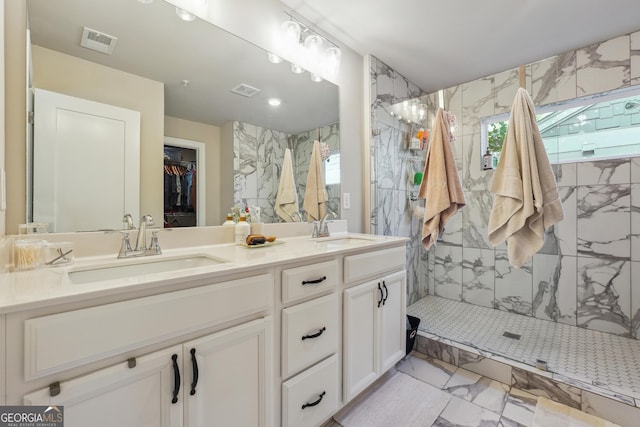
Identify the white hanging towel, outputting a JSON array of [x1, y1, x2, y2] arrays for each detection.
[[303, 141, 327, 221], [488, 87, 564, 268], [274, 148, 300, 222]]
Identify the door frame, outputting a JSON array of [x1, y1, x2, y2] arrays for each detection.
[[164, 136, 206, 226]]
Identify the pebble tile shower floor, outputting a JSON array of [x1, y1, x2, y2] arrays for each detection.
[[408, 295, 640, 399]]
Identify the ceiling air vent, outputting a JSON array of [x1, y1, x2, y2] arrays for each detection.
[[80, 27, 118, 55], [231, 84, 261, 98]]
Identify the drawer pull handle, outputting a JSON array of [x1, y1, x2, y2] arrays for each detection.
[[382, 281, 389, 305], [377, 282, 383, 307], [302, 326, 326, 340], [190, 348, 199, 396], [171, 354, 181, 404], [302, 391, 326, 409], [302, 276, 327, 285]]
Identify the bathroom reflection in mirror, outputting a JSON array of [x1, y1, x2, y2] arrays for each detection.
[[21, 0, 340, 233]]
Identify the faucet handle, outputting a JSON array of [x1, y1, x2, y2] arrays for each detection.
[[141, 214, 154, 227], [117, 231, 133, 258], [123, 213, 135, 230], [311, 221, 320, 238], [149, 231, 162, 255]]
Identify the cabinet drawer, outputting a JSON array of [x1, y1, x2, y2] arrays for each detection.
[[282, 354, 339, 427], [282, 259, 338, 304], [344, 246, 405, 283], [282, 293, 338, 378], [24, 273, 273, 380]]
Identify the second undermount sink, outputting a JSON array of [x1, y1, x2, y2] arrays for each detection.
[[68, 254, 229, 285], [313, 236, 377, 246]]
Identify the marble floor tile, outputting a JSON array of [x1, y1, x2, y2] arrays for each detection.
[[433, 396, 501, 427], [396, 353, 457, 389], [443, 368, 510, 413], [500, 388, 539, 427]]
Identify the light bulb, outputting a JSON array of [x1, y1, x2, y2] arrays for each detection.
[[281, 20, 301, 48], [267, 52, 283, 64], [310, 73, 323, 83], [268, 98, 282, 107], [324, 46, 342, 75], [176, 7, 196, 21], [290, 63, 304, 74]]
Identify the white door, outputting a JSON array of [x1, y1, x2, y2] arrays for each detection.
[[343, 280, 379, 402], [32, 88, 140, 232], [23, 345, 183, 427], [183, 317, 273, 427], [378, 271, 407, 373]]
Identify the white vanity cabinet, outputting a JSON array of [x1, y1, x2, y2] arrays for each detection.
[[342, 248, 407, 402], [279, 259, 340, 427], [23, 317, 272, 427]]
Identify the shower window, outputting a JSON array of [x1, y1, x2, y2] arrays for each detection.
[[481, 85, 640, 165]]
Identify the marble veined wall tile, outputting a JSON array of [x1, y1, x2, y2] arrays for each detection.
[[576, 159, 630, 186], [631, 157, 640, 183], [632, 31, 640, 85], [494, 68, 519, 115], [257, 128, 279, 164], [375, 188, 395, 236], [372, 58, 395, 107], [631, 184, 640, 262], [462, 77, 495, 136], [463, 133, 493, 191], [631, 261, 640, 338], [444, 85, 463, 125], [582, 390, 640, 427], [533, 254, 577, 326], [406, 243, 421, 306], [577, 184, 630, 260], [256, 162, 277, 201], [374, 122, 396, 190], [577, 257, 631, 336], [439, 210, 463, 247], [553, 163, 577, 188], [531, 57, 557, 105], [555, 186, 578, 257], [462, 190, 493, 249], [495, 250, 533, 316], [556, 52, 578, 103], [462, 248, 495, 308], [511, 367, 582, 409], [433, 244, 463, 301], [577, 35, 630, 97]]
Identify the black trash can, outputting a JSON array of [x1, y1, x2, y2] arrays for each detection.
[[406, 315, 420, 355]]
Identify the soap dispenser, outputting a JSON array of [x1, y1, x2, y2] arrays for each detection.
[[222, 213, 235, 226], [482, 148, 494, 170], [235, 215, 250, 245]]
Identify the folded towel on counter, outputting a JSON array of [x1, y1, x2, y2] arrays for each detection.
[[274, 148, 300, 222], [417, 108, 465, 249], [488, 87, 564, 268], [303, 141, 327, 221]]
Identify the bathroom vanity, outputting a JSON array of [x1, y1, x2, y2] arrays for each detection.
[[0, 228, 407, 427]]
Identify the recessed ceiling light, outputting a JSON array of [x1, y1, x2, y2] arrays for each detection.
[[176, 7, 196, 21], [310, 73, 323, 83], [290, 63, 304, 74], [268, 98, 282, 107], [181, 80, 191, 87], [137, 0, 153, 4], [267, 52, 283, 64]]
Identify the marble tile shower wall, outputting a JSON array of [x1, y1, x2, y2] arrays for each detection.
[[370, 31, 640, 339], [233, 121, 340, 223]]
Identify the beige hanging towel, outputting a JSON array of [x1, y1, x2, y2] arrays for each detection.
[[417, 108, 465, 250], [275, 148, 300, 222], [303, 141, 327, 221], [488, 87, 564, 268]]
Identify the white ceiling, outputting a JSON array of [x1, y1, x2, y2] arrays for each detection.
[[281, 0, 640, 93]]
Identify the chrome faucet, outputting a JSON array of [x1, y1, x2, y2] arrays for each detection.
[[117, 214, 163, 258], [312, 210, 337, 238], [135, 214, 154, 251]]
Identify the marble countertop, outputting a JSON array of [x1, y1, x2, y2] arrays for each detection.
[[0, 232, 408, 314]]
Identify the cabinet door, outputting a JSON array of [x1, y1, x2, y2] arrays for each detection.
[[23, 345, 183, 427], [378, 270, 407, 373], [183, 317, 273, 427], [343, 280, 379, 402]]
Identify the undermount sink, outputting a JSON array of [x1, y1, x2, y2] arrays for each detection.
[[313, 236, 377, 246], [68, 254, 229, 285]]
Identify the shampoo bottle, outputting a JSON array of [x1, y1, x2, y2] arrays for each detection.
[[222, 213, 235, 226], [235, 215, 250, 245]]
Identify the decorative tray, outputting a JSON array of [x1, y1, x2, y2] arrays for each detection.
[[237, 240, 285, 249]]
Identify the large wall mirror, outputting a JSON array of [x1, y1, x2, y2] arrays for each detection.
[[23, 0, 339, 232]]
